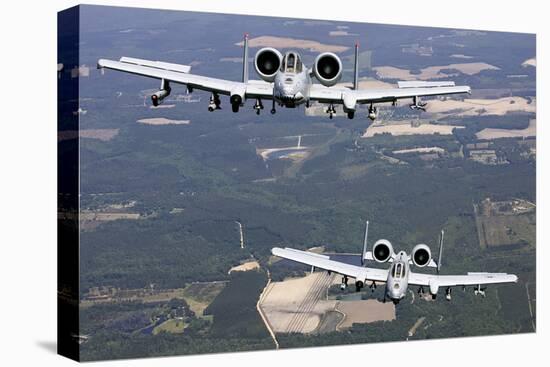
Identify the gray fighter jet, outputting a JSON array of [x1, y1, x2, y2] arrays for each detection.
[[97, 34, 470, 120], [272, 222, 517, 304]]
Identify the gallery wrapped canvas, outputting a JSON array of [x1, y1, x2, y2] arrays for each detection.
[[58, 4, 536, 362]]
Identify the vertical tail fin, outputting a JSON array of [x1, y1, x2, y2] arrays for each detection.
[[353, 41, 359, 90], [437, 230, 444, 273], [242, 33, 249, 83], [361, 220, 369, 265]]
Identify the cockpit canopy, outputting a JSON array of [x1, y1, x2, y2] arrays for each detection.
[[391, 263, 406, 279], [280, 51, 303, 73]]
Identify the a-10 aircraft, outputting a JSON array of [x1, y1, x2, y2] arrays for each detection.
[[97, 34, 471, 120], [272, 222, 517, 304]]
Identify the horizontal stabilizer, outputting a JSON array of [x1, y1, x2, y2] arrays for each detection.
[[398, 81, 456, 89], [119, 57, 192, 74]]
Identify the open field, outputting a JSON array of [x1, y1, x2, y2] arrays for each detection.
[[363, 122, 462, 137], [450, 54, 473, 59], [476, 214, 535, 249], [476, 119, 536, 140], [236, 36, 349, 53], [392, 147, 445, 154], [81, 287, 186, 308], [182, 282, 227, 316], [58, 128, 120, 142], [373, 62, 499, 80], [80, 211, 144, 230], [329, 30, 358, 37], [425, 97, 536, 116], [257, 146, 310, 161], [474, 199, 536, 249], [153, 319, 186, 335], [80, 212, 141, 221], [468, 150, 504, 165], [229, 260, 260, 274], [522, 58, 536, 67], [260, 272, 337, 334], [336, 300, 395, 329], [137, 118, 190, 125]]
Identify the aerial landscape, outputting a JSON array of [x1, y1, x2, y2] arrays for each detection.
[[60, 5, 536, 361]]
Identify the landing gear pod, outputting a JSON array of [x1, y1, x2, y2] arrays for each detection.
[[429, 281, 439, 299], [151, 79, 171, 106], [208, 93, 221, 112], [368, 104, 378, 121], [230, 86, 246, 113], [342, 93, 357, 120]]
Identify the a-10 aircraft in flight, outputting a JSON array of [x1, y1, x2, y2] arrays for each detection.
[[272, 222, 517, 304], [97, 34, 471, 120]]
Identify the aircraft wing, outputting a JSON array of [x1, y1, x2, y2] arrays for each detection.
[[408, 271, 518, 288], [271, 247, 388, 283], [309, 83, 470, 105], [97, 58, 274, 98]]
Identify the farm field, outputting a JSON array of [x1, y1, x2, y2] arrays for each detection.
[[260, 272, 337, 333], [336, 300, 396, 328], [373, 62, 499, 80], [476, 119, 536, 140], [474, 199, 536, 249], [363, 122, 462, 137]]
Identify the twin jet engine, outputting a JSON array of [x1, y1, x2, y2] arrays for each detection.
[[254, 48, 342, 87], [371, 239, 433, 267]]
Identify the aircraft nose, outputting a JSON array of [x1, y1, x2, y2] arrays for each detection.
[[283, 85, 295, 94]]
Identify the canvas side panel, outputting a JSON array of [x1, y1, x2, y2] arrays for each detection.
[[57, 5, 80, 362]]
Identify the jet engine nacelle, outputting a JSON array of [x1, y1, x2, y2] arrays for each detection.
[[372, 239, 394, 263], [411, 244, 432, 267], [254, 47, 283, 82], [151, 88, 170, 106], [313, 52, 342, 87]]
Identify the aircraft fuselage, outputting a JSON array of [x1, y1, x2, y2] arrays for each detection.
[[272, 65, 311, 108], [385, 251, 410, 303]]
